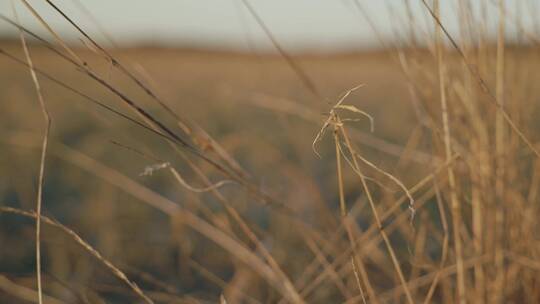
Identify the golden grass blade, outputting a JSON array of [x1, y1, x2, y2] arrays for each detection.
[[432, 1, 466, 302], [13, 4, 51, 304]]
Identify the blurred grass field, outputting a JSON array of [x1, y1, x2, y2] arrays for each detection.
[[0, 44, 425, 303], [2, 1, 540, 303]]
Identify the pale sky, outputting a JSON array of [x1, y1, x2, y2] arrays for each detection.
[[0, 0, 537, 52]]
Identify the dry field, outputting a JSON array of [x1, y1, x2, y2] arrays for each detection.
[[2, 2, 540, 304]]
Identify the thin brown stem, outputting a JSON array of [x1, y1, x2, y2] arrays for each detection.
[[432, 1, 466, 302], [14, 4, 51, 303]]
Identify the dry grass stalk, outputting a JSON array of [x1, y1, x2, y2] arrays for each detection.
[[493, 1, 507, 303], [333, 119, 371, 304], [431, 1, 466, 302], [314, 86, 415, 303], [13, 4, 51, 304]]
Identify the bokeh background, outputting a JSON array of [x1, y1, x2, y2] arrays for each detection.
[[1, 1, 540, 303]]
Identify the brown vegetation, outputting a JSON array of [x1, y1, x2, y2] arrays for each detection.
[[1, 1, 540, 303]]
